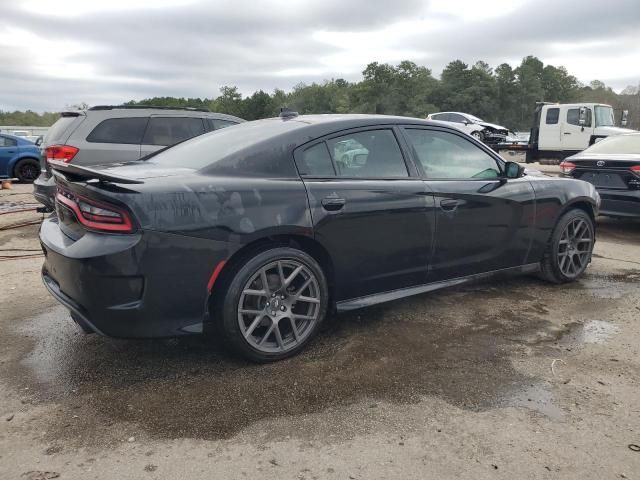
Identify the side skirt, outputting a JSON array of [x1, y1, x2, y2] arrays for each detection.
[[336, 263, 541, 312]]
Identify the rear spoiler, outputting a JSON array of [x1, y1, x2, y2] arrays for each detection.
[[49, 161, 144, 184]]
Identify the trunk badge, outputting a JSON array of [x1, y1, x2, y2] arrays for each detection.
[[596, 160, 605, 167]]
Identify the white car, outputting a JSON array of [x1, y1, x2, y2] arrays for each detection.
[[426, 112, 509, 144]]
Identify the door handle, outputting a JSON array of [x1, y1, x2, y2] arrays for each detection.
[[440, 199, 462, 211], [563, 132, 571, 135], [321, 197, 346, 211]]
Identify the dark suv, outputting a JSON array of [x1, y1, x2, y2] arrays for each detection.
[[34, 106, 243, 210]]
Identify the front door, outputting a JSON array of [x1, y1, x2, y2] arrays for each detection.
[[295, 127, 435, 301], [401, 127, 536, 281], [561, 106, 593, 150]]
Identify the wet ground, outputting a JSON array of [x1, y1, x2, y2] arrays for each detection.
[[1, 184, 639, 479]]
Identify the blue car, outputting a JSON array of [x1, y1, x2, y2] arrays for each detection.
[[0, 133, 41, 182]]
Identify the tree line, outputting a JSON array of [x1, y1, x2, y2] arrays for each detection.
[[2, 55, 639, 130]]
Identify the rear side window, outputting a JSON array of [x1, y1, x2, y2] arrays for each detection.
[[142, 117, 205, 146], [86, 117, 148, 144], [545, 108, 559, 124], [0, 136, 17, 147], [431, 113, 449, 121], [327, 129, 408, 178], [210, 119, 238, 130], [298, 143, 335, 176]]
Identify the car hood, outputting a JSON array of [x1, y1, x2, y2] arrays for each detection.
[[595, 126, 637, 135], [478, 121, 508, 131]]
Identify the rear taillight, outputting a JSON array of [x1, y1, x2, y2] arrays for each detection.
[[559, 161, 576, 174], [55, 189, 133, 233], [45, 145, 79, 163], [630, 165, 640, 173]]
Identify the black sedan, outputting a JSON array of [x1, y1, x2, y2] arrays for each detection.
[[41, 113, 600, 361], [561, 133, 640, 218]]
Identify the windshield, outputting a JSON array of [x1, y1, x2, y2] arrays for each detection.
[[584, 134, 640, 154], [149, 118, 304, 172], [595, 106, 615, 127]]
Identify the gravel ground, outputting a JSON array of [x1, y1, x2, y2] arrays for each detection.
[[0, 183, 639, 479]]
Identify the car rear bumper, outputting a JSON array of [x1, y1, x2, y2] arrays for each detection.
[[39, 216, 229, 337], [33, 174, 56, 210], [597, 188, 640, 217]]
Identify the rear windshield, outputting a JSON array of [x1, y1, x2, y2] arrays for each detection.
[[149, 119, 303, 172], [44, 116, 81, 144], [586, 135, 640, 154]]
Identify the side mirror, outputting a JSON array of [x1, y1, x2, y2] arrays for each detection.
[[504, 161, 525, 179], [621, 109, 629, 127], [462, 120, 470, 125], [353, 153, 367, 165], [578, 107, 587, 126], [35, 137, 43, 146]]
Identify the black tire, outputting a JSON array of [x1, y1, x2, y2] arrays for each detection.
[[539, 208, 595, 283], [14, 158, 40, 183], [219, 247, 329, 362], [471, 130, 484, 142]]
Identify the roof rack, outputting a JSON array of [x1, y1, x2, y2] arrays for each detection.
[[88, 105, 210, 112]]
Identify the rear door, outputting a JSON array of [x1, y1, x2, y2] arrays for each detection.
[[0, 135, 17, 177], [295, 127, 435, 301], [561, 106, 593, 150], [401, 126, 536, 281], [140, 116, 206, 157]]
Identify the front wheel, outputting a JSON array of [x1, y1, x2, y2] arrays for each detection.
[[539, 209, 595, 283], [471, 130, 484, 142], [220, 247, 329, 362]]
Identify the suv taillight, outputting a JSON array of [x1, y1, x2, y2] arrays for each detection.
[[46, 145, 79, 163], [55, 189, 133, 233], [559, 161, 576, 174], [630, 165, 640, 173]]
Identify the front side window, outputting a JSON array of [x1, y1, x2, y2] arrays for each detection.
[[86, 117, 148, 144], [546, 108, 559, 124], [567, 108, 592, 127], [142, 117, 205, 146], [405, 129, 501, 179], [448, 114, 466, 124], [431, 113, 449, 121], [326, 129, 408, 178]]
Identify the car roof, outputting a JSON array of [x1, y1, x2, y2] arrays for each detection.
[[65, 106, 244, 123]]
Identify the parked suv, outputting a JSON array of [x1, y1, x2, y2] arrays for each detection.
[[34, 106, 244, 210], [426, 112, 509, 145]]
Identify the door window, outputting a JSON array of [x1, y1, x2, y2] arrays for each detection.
[[298, 142, 335, 176], [0, 136, 17, 147], [326, 130, 408, 178], [448, 113, 467, 123], [142, 117, 205, 146], [431, 113, 449, 121], [567, 108, 592, 127], [405, 129, 501, 179], [86, 117, 148, 144], [546, 108, 559, 124]]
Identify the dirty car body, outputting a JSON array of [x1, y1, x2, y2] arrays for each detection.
[[40, 114, 600, 361]]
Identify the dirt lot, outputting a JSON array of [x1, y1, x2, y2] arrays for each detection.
[[1, 183, 639, 480]]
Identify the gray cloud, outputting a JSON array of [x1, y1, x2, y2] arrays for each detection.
[[1, 0, 638, 112]]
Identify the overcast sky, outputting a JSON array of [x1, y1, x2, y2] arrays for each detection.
[[1, 0, 639, 112]]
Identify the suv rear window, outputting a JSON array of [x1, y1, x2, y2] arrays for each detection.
[[206, 119, 238, 131], [142, 117, 205, 146], [45, 116, 81, 144], [86, 117, 148, 144]]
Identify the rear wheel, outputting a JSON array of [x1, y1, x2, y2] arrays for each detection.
[[220, 247, 328, 362], [539, 209, 594, 283], [14, 158, 40, 183]]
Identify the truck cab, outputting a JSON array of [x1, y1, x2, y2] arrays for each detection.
[[527, 102, 635, 162]]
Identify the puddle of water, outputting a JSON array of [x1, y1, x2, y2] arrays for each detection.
[[575, 271, 640, 299], [562, 320, 619, 346], [502, 383, 563, 420]]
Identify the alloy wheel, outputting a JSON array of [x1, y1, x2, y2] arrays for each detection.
[[557, 217, 593, 278], [19, 162, 39, 182], [237, 259, 321, 354]]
